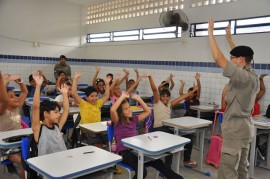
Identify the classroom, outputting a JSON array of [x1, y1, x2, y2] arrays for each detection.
[[1, 0, 270, 179]]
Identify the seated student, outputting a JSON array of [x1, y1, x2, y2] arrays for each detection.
[[55, 82, 77, 107], [92, 66, 106, 99], [71, 72, 110, 124], [56, 71, 73, 92], [125, 68, 140, 106], [27, 70, 48, 97], [31, 72, 69, 156], [146, 73, 197, 168], [158, 73, 175, 92], [110, 92, 184, 179], [225, 23, 267, 115], [0, 72, 28, 179], [179, 72, 201, 117]]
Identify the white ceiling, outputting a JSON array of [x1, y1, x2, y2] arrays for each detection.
[[61, 0, 111, 6]]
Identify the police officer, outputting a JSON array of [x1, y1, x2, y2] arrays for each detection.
[[208, 18, 259, 179]]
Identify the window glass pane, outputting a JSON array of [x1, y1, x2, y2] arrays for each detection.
[[144, 27, 176, 34], [90, 33, 110, 38], [90, 38, 111, 42], [114, 36, 139, 41], [144, 33, 177, 39], [236, 26, 270, 34], [237, 17, 270, 26], [113, 30, 139, 36]]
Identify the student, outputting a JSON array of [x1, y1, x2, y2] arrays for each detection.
[[71, 72, 110, 124], [55, 82, 77, 107], [146, 73, 197, 168], [27, 70, 48, 97], [31, 72, 69, 156], [92, 66, 106, 98], [54, 55, 71, 80], [179, 72, 201, 117], [125, 68, 140, 106], [208, 18, 259, 179], [0, 72, 27, 178], [225, 23, 267, 116], [110, 92, 184, 179], [158, 73, 175, 92], [56, 71, 73, 92]]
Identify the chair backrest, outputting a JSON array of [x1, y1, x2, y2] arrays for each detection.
[[21, 116, 30, 127], [183, 100, 189, 110], [107, 124, 114, 152], [21, 137, 29, 160]]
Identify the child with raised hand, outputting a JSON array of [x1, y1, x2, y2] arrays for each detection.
[[31, 72, 69, 156], [125, 68, 140, 106], [158, 73, 175, 92], [110, 92, 184, 179], [179, 72, 201, 117], [92, 66, 106, 99], [146, 72, 197, 168], [72, 72, 110, 124], [56, 71, 73, 92], [0, 72, 27, 178]]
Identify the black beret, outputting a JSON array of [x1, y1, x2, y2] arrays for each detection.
[[230, 46, 254, 57]]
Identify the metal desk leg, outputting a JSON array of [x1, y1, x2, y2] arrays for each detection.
[[138, 151, 144, 179], [195, 111, 201, 148], [249, 127, 257, 179], [172, 151, 180, 174], [190, 130, 211, 176]]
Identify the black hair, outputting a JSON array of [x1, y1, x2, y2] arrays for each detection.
[[96, 78, 105, 85], [66, 82, 72, 86], [84, 86, 98, 97], [29, 74, 34, 82], [116, 99, 131, 124], [40, 100, 61, 121], [60, 55, 66, 59], [106, 73, 114, 79], [160, 88, 171, 97], [161, 81, 170, 88], [245, 56, 253, 63], [128, 79, 135, 83], [58, 71, 66, 76]]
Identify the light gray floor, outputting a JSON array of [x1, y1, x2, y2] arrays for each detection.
[[1, 140, 270, 179]]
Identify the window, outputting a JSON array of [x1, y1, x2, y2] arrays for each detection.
[[86, 0, 185, 24], [190, 0, 238, 8], [190, 15, 270, 37], [86, 26, 181, 43]]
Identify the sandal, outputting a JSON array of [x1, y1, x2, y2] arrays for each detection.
[[184, 160, 198, 168]]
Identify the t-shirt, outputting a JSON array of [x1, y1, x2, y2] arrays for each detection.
[[110, 95, 119, 104], [0, 108, 21, 132], [153, 100, 171, 128], [54, 63, 71, 80], [26, 85, 45, 97], [38, 124, 67, 156], [184, 98, 200, 117], [79, 99, 103, 124], [54, 94, 74, 106], [114, 115, 139, 153]]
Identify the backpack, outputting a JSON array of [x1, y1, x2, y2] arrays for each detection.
[[21, 134, 39, 179]]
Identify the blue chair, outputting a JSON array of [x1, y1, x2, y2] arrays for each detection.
[[21, 116, 31, 127], [0, 159, 12, 173]]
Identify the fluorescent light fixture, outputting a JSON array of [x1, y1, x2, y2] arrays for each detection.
[[90, 38, 110, 42], [237, 17, 270, 26], [236, 26, 270, 34], [113, 30, 139, 36], [144, 33, 176, 39], [90, 33, 110, 38], [114, 36, 139, 41], [143, 27, 177, 34]]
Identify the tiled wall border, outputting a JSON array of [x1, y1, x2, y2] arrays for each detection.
[[0, 54, 269, 71]]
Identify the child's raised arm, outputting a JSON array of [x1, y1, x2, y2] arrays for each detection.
[[15, 77, 28, 108], [195, 73, 201, 100], [0, 72, 9, 115], [92, 66, 100, 88], [126, 76, 142, 93], [169, 74, 175, 91], [118, 69, 129, 86], [145, 73, 159, 104], [57, 84, 70, 130], [101, 76, 111, 105], [71, 72, 83, 105], [32, 72, 44, 142], [171, 84, 197, 107], [131, 94, 151, 122], [38, 70, 49, 86], [179, 80, 185, 95], [110, 92, 129, 124]]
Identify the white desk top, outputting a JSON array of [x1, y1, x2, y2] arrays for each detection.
[[60, 106, 80, 115], [190, 104, 219, 112], [122, 131, 190, 155], [162, 117, 212, 130], [0, 128, 33, 149], [79, 122, 108, 133], [27, 146, 122, 179], [253, 115, 270, 129]]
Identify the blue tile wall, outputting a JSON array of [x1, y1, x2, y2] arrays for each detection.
[[0, 54, 269, 74]]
